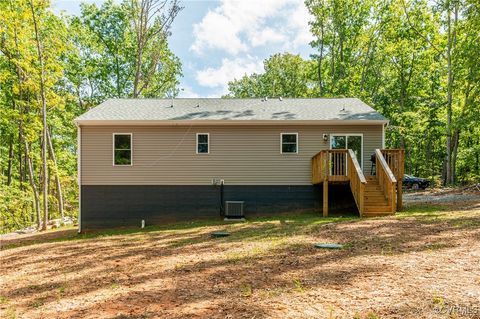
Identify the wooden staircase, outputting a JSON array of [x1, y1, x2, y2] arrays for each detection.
[[312, 149, 404, 217], [364, 176, 393, 216]]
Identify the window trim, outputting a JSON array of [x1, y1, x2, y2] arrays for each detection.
[[112, 133, 133, 166], [196, 133, 210, 154], [329, 133, 364, 170], [280, 132, 298, 154]]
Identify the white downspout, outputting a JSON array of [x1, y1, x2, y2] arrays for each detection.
[[382, 123, 386, 149]]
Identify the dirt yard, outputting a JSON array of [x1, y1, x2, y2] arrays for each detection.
[[2, 190, 480, 319]]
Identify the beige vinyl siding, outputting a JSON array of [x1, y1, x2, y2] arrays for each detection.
[[81, 125, 383, 185]]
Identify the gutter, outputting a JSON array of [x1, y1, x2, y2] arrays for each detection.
[[73, 119, 390, 126]]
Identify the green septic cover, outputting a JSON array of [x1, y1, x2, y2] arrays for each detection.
[[211, 232, 230, 238], [314, 243, 343, 249]]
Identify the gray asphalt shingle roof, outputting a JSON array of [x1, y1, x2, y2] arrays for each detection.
[[75, 98, 388, 123]]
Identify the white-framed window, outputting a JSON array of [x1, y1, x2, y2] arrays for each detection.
[[196, 133, 209, 154], [281, 133, 298, 154], [330, 133, 363, 168], [113, 133, 132, 166]]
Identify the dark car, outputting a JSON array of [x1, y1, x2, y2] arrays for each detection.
[[403, 174, 430, 190]]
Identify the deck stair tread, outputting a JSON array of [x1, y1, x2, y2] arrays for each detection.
[[362, 212, 394, 217], [365, 199, 388, 204], [363, 176, 394, 215]]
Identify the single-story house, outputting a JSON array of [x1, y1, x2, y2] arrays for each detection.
[[75, 98, 404, 231]]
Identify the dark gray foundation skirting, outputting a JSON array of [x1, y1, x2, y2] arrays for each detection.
[[81, 184, 357, 229]]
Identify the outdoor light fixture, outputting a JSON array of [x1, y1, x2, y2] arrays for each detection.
[[323, 134, 329, 141]]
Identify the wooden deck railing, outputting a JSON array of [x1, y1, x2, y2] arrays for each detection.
[[347, 149, 367, 216], [312, 150, 349, 183], [312, 149, 366, 216], [375, 149, 397, 211], [329, 150, 347, 178], [312, 148, 404, 217], [381, 149, 405, 180]]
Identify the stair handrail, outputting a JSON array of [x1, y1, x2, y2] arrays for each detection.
[[380, 148, 405, 211], [347, 149, 367, 216], [375, 149, 397, 211]]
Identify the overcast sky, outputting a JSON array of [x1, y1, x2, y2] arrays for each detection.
[[52, 0, 315, 97]]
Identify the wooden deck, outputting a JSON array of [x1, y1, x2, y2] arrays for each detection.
[[312, 149, 404, 217]]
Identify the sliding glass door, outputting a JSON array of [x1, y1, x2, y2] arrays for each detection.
[[330, 134, 363, 168]]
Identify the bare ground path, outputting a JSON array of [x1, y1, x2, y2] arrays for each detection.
[[1, 190, 480, 319]]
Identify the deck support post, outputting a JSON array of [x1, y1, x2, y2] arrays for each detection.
[[323, 180, 328, 217], [397, 181, 403, 211], [396, 150, 404, 211], [359, 182, 365, 217], [323, 153, 329, 217]]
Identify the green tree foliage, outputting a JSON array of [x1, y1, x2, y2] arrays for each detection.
[[227, 53, 316, 98], [0, 0, 182, 233], [68, 0, 182, 106], [227, 0, 480, 185], [0, 0, 72, 232]]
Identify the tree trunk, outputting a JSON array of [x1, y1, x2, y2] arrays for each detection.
[[29, 0, 49, 230], [399, 69, 406, 149], [133, 45, 143, 98], [445, 0, 458, 186], [18, 134, 24, 188], [331, 33, 336, 94], [428, 140, 435, 181], [115, 56, 122, 97], [317, 3, 325, 96], [20, 129, 41, 228], [133, 0, 146, 98], [359, 35, 374, 93], [7, 136, 14, 186], [318, 45, 324, 96], [11, 19, 25, 190], [475, 139, 479, 176], [131, 0, 180, 97], [46, 127, 65, 221], [451, 129, 460, 184]]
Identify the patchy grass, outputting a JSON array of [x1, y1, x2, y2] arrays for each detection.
[[29, 298, 45, 308], [2, 198, 480, 319], [292, 278, 304, 293], [398, 202, 480, 229], [3, 307, 16, 319], [110, 282, 121, 290], [239, 283, 253, 297], [1, 212, 355, 250], [396, 204, 453, 223]]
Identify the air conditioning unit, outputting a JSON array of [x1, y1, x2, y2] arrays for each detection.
[[225, 201, 245, 219]]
